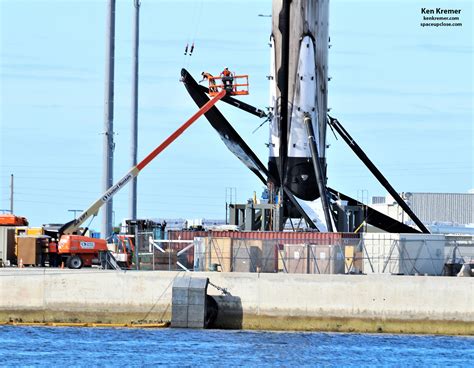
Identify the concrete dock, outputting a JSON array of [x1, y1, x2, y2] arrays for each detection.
[[0, 269, 472, 335]]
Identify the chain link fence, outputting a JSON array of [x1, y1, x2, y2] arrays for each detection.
[[139, 233, 473, 276]]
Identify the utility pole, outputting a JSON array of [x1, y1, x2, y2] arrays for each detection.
[[129, 0, 140, 220], [10, 174, 14, 214], [102, 0, 116, 239]]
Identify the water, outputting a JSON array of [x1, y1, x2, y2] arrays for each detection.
[[0, 326, 473, 367]]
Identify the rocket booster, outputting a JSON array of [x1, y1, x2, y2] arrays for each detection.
[[269, 0, 329, 201]]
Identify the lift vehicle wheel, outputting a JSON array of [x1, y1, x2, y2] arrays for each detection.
[[67, 255, 83, 269]]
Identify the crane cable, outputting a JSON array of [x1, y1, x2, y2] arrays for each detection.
[[182, 0, 204, 65]]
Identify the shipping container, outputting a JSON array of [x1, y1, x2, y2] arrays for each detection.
[[172, 231, 359, 273], [309, 244, 345, 274], [279, 244, 307, 273], [17, 236, 49, 266], [192, 237, 278, 273], [208, 237, 232, 272], [278, 243, 345, 274], [191, 237, 232, 272], [362, 233, 446, 275], [0, 227, 16, 266], [232, 239, 262, 272], [169, 230, 359, 243], [26, 227, 44, 236]]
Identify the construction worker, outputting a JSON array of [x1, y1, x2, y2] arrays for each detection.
[[220, 67, 234, 92], [199, 72, 217, 93]]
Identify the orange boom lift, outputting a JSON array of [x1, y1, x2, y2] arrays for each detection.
[[207, 73, 249, 97], [55, 90, 226, 268], [0, 214, 28, 226]]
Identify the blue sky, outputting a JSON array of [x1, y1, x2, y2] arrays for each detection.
[[1, 0, 472, 228]]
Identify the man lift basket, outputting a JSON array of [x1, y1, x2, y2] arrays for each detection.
[[207, 71, 249, 97]]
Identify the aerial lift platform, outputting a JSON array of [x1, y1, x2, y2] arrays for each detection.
[[207, 73, 249, 97], [54, 90, 227, 269]]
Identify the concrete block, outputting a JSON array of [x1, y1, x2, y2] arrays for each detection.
[[187, 321, 205, 328], [173, 275, 191, 289], [172, 289, 189, 305], [188, 315, 205, 324], [171, 305, 188, 326], [171, 276, 192, 327], [172, 320, 188, 328], [171, 276, 209, 328], [188, 290, 205, 306], [188, 306, 206, 321], [189, 277, 208, 290], [172, 276, 191, 306]]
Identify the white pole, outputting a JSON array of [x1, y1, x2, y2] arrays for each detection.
[[129, 0, 140, 220], [102, 0, 116, 238]]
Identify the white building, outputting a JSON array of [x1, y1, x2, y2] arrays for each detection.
[[369, 191, 474, 234]]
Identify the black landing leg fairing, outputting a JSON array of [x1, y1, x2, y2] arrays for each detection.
[[328, 115, 429, 234], [181, 69, 268, 183], [181, 68, 317, 230]]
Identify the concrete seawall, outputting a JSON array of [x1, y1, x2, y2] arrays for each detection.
[[0, 269, 472, 335]]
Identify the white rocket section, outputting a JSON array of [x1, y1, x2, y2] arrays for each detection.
[[287, 0, 329, 159], [268, 36, 280, 158], [288, 36, 318, 158]]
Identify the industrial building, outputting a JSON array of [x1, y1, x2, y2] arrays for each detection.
[[370, 191, 474, 231]]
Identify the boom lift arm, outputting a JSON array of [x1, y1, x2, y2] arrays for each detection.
[[59, 89, 227, 236]]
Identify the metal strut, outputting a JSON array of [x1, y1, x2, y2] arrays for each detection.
[[304, 113, 334, 232], [197, 85, 267, 118], [328, 188, 421, 233], [283, 187, 318, 230], [327, 115, 430, 234]]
